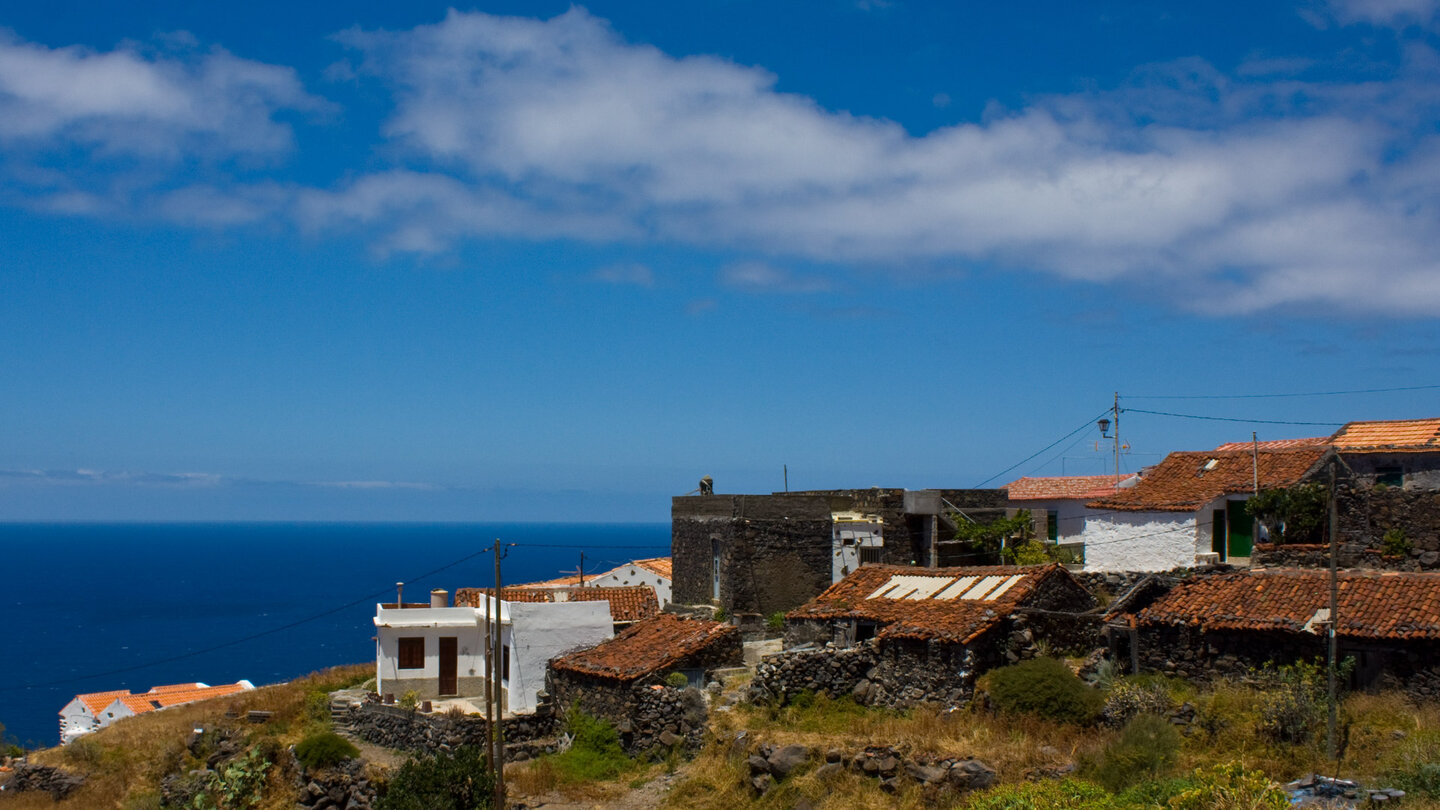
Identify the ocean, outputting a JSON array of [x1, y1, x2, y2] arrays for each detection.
[[0, 522, 670, 747]]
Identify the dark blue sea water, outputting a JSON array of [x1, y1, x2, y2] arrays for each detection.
[[0, 522, 669, 747]]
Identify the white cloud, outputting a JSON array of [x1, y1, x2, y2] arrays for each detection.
[[312, 8, 1440, 313], [720, 261, 830, 293], [1321, 0, 1440, 26]]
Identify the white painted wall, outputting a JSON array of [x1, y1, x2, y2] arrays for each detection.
[[832, 521, 883, 582], [1080, 511, 1199, 572], [1017, 500, 1101, 543], [507, 601, 613, 713], [588, 565, 672, 606], [58, 699, 97, 744], [374, 606, 486, 698]]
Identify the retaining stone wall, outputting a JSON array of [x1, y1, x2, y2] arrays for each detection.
[[538, 672, 710, 754], [748, 638, 985, 709], [345, 700, 555, 755]]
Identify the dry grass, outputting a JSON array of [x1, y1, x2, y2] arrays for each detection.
[[6, 664, 369, 810]]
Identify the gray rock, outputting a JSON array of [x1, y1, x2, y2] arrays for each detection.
[[905, 762, 946, 784], [948, 759, 997, 791], [747, 755, 771, 775], [750, 773, 773, 795], [813, 763, 844, 780], [766, 744, 811, 778]]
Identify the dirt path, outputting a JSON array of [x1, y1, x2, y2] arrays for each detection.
[[508, 769, 682, 810]]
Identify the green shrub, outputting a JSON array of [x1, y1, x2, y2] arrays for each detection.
[[378, 745, 493, 810], [665, 671, 689, 688], [399, 690, 420, 711], [551, 709, 633, 783], [986, 657, 1103, 725], [963, 777, 1119, 809], [1087, 714, 1180, 792], [1101, 680, 1172, 728], [766, 611, 786, 631], [713, 606, 729, 622], [304, 690, 332, 726], [1167, 763, 1288, 810], [191, 746, 273, 810], [786, 689, 817, 709], [295, 731, 360, 771], [1383, 528, 1412, 557], [1114, 776, 1197, 807], [1255, 660, 1338, 744], [1386, 762, 1440, 798]]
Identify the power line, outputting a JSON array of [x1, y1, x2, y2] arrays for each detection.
[[1126, 383, 1440, 400], [1124, 408, 1344, 427], [975, 409, 1114, 487], [0, 546, 493, 694]]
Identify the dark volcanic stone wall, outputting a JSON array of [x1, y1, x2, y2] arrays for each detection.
[[672, 495, 833, 614]]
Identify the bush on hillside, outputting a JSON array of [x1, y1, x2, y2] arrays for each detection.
[[1088, 714, 1180, 791], [553, 708, 633, 782], [377, 745, 493, 810], [665, 671, 689, 688], [986, 657, 1103, 725], [1100, 680, 1172, 728], [1168, 763, 1289, 810], [295, 731, 360, 771], [1256, 660, 1336, 744], [963, 777, 1119, 809]]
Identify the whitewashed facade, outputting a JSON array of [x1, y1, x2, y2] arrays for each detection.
[[585, 562, 672, 607], [374, 595, 612, 715]]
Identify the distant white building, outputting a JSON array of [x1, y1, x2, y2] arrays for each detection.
[[374, 587, 635, 715], [1005, 474, 1139, 548], [60, 681, 254, 744], [520, 557, 674, 607]]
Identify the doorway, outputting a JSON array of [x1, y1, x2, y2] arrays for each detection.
[[438, 637, 458, 696]]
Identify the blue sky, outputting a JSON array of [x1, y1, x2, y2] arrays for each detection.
[[1, 0, 1438, 521]]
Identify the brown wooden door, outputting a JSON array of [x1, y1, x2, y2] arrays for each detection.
[[438, 637, 458, 696]]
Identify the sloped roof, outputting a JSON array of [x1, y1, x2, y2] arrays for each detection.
[[455, 585, 659, 623], [787, 563, 1075, 644], [1136, 569, 1440, 641], [633, 557, 673, 579], [1330, 418, 1440, 453], [73, 690, 132, 715], [550, 613, 738, 681], [1087, 448, 1327, 512], [1005, 474, 1137, 501], [100, 683, 251, 716], [1213, 437, 1329, 451]]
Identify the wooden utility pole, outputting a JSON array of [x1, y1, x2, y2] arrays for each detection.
[[1112, 392, 1121, 484], [482, 577, 495, 781], [578, 552, 585, 587], [493, 538, 505, 810], [1327, 461, 1340, 761]]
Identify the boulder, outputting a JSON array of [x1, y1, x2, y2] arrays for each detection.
[[766, 744, 811, 778]]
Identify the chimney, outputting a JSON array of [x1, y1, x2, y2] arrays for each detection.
[[430, 589, 449, 608]]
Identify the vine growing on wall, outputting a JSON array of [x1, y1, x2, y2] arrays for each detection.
[[952, 512, 1034, 563], [1246, 484, 1326, 545]]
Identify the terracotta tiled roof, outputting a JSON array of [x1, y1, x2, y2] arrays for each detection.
[[146, 683, 206, 694], [100, 683, 251, 716], [1213, 437, 1329, 451], [514, 572, 586, 588], [787, 564, 1071, 644], [1005, 474, 1138, 501], [1087, 448, 1327, 512], [1330, 418, 1440, 453], [455, 586, 659, 623], [633, 557, 673, 579], [1136, 569, 1440, 641], [550, 613, 739, 681], [74, 690, 132, 714]]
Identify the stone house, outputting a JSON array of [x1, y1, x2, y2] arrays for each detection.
[[1122, 568, 1440, 698], [547, 613, 741, 722], [374, 587, 635, 714], [671, 488, 1007, 616], [1079, 447, 1330, 571], [774, 563, 1097, 706]]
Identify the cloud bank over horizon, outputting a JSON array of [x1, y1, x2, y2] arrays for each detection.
[[4, 6, 1440, 314]]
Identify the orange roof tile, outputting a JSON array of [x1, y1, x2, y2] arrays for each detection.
[[101, 683, 250, 716], [455, 585, 659, 623], [787, 564, 1077, 644], [146, 683, 206, 694], [551, 613, 739, 681], [1136, 569, 1440, 641], [74, 690, 132, 715], [1087, 448, 1327, 512], [1330, 418, 1440, 453], [1214, 437, 1329, 451], [633, 557, 672, 579], [1005, 474, 1137, 501]]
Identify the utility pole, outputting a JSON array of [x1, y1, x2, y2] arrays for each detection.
[[1112, 392, 1122, 484], [783, 464, 788, 493], [493, 538, 506, 810], [1327, 461, 1340, 761], [578, 552, 585, 587], [483, 580, 495, 779]]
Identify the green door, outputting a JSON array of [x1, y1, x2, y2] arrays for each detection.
[[1226, 501, 1253, 559]]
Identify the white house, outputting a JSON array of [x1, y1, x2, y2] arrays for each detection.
[[519, 557, 674, 607], [1005, 474, 1139, 547], [374, 588, 615, 715], [1077, 447, 1329, 572], [60, 681, 253, 744]]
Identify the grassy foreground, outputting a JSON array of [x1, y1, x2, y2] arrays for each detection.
[[1, 664, 370, 810]]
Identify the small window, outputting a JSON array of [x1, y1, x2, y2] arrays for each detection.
[[398, 637, 425, 669], [1376, 467, 1404, 487], [501, 644, 511, 683], [859, 546, 884, 565]]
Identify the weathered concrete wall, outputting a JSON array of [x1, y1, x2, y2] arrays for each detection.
[[1081, 512, 1199, 572]]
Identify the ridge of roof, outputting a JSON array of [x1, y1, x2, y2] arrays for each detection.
[[1087, 447, 1328, 512], [1330, 418, 1440, 452], [550, 613, 737, 681], [1005, 474, 1138, 501]]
